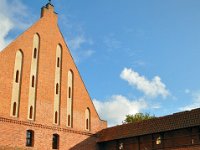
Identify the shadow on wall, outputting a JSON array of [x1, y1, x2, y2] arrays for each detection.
[[69, 135, 100, 150]]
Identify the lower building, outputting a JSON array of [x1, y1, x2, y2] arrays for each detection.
[[98, 108, 200, 150]]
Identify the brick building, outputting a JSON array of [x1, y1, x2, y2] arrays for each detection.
[[1, 2, 200, 150], [0, 2, 106, 150], [98, 108, 200, 150]]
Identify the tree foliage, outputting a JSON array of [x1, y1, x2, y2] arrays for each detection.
[[123, 113, 155, 124]]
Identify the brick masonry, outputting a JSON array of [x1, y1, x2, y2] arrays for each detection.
[[0, 3, 106, 150]]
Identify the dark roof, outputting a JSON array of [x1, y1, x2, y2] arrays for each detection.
[[98, 108, 200, 142]]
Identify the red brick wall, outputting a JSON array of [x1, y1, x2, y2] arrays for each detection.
[[0, 117, 100, 150], [98, 127, 200, 150], [0, 4, 106, 150]]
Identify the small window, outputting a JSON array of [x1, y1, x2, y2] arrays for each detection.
[[13, 102, 17, 116], [33, 48, 37, 59], [68, 115, 70, 126], [55, 111, 58, 124], [86, 119, 89, 130], [119, 142, 124, 150], [32, 76, 35, 88], [15, 70, 19, 83], [57, 57, 60, 67], [26, 130, 34, 147], [85, 108, 90, 131], [156, 136, 162, 145], [52, 134, 59, 149], [68, 87, 71, 98], [29, 106, 33, 119], [56, 83, 59, 94]]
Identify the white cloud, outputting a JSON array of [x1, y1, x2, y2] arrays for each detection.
[[185, 89, 190, 94], [120, 68, 170, 98], [68, 35, 94, 63], [0, 14, 13, 50], [69, 35, 86, 50], [103, 35, 121, 51], [93, 95, 147, 126], [180, 91, 200, 111], [0, 0, 31, 51]]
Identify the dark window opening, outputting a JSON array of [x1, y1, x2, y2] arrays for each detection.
[[29, 106, 33, 119], [57, 57, 60, 67], [68, 115, 70, 126], [52, 134, 59, 149], [32, 76, 35, 88], [13, 102, 17, 116], [56, 83, 59, 94], [55, 111, 58, 124], [26, 130, 34, 147], [15, 70, 19, 83], [33, 48, 37, 59], [86, 118, 89, 130], [68, 87, 71, 98]]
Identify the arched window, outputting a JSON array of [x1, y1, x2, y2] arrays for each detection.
[[53, 44, 62, 125], [67, 70, 73, 127], [10, 50, 23, 117], [33, 48, 37, 59], [15, 70, 19, 83], [85, 108, 90, 131], [29, 106, 33, 119], [52, 134, 59, 149], [26, 130, 34, 147], [28, 33, 40, 121], [55, 111, 58, 124], [32, 76, 35, 88], [13, 102, 17, 116]]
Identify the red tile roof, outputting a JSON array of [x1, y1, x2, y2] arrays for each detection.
[[98, 108, 200, 142]]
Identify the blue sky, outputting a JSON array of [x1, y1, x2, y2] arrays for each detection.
[[1, 0, 200, 126]]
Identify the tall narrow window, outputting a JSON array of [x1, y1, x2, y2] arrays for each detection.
[[33, 48, 37, 59], [28, 33, 40, 121], [56, 83, 59, 94], [57, 57, 60, 67], [29, 106, 33, 119], [55, 111, 58, 124], [67, 70, 73, 127], [15, 70, 19, 83], [86, 119, 89, 130], [68, 87, 71, 98], [10, 50, 23, 117], [52, 134, 59, 149], [32, 76, 35, 88], [68, 115, 70, 127], [53, 44, 62, 125], [85, 108, 90, 131], [26, 130, 34, 147], [13, 102, 17, 116]]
